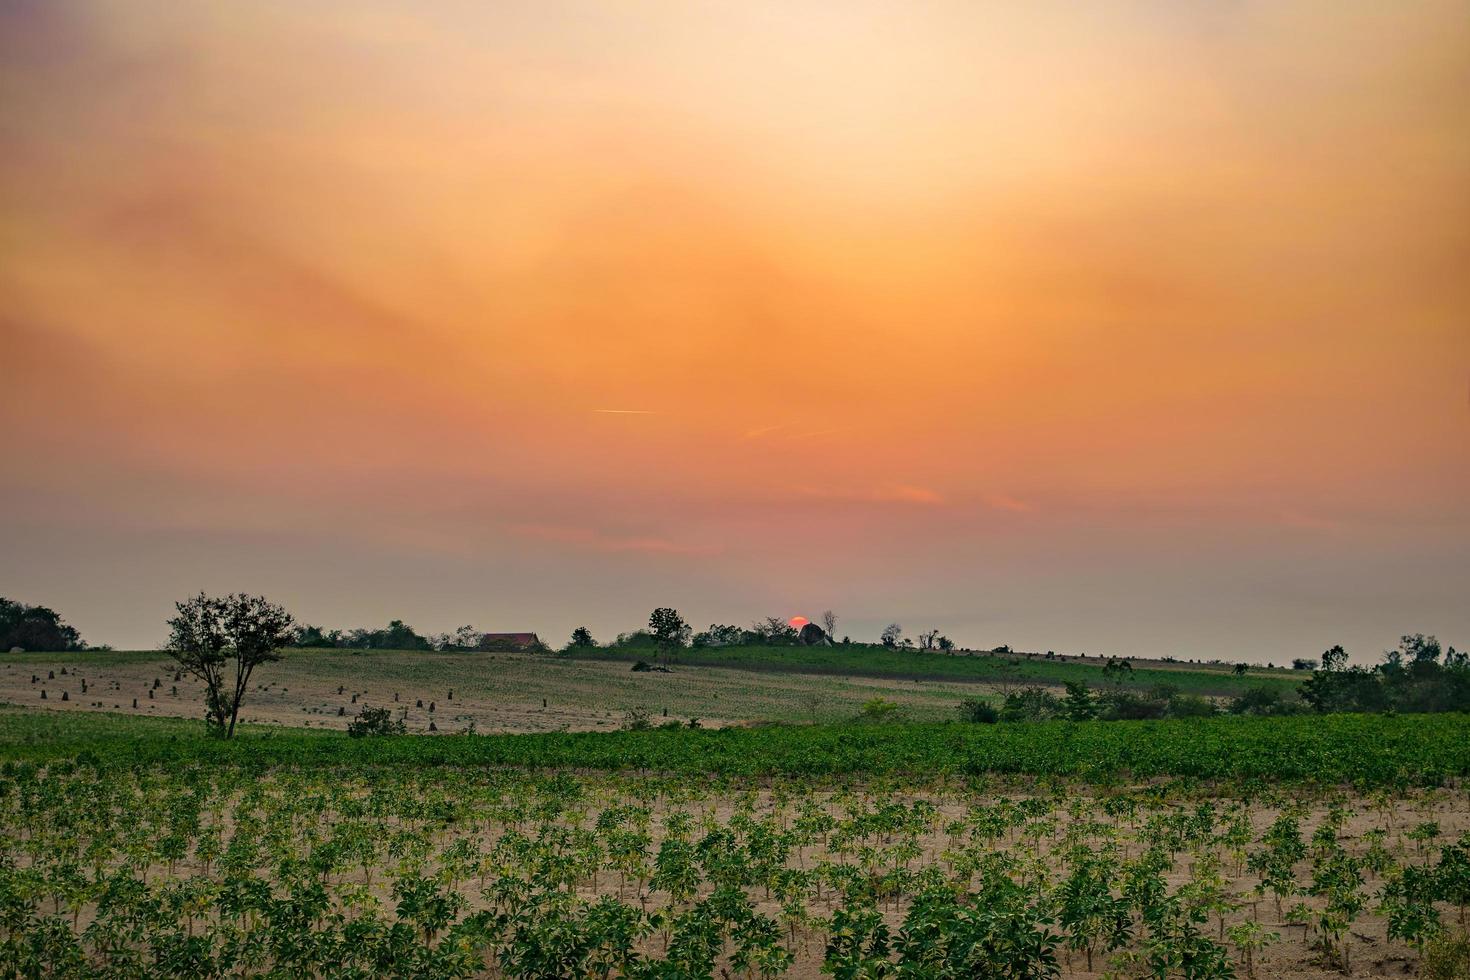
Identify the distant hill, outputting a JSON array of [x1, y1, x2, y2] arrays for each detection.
[[563, 643, 1302, 698]]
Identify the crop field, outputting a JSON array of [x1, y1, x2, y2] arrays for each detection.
[[566, 645, 1303, 699], [0, 649, 1002, 733], [4, 710, 1470, 978]]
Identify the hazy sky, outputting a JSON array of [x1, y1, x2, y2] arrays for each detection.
[[2, 0, 1467, 660]]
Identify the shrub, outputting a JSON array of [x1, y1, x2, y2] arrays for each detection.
[[631, 660, 670, 673], [346, 706, 405, 738], [1422, 930, 1470, 980], [856, 698, 903, 723], [999, 687, 1061, 723], [957, 698, 999, 724], [1097, 691, 1168, 721], [623, 707, 652, 731], [1229, 686, 1281, 715], [613, 630, 659, 649], [1166, 693, 1218, 718]]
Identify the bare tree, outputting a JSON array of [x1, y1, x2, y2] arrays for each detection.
[[167, 593, 294, 738], [919, 628, 940, 651], [881, 623, 904, 648], [821, 610, 838, 641]]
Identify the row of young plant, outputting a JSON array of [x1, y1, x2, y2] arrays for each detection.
[[2, 761, 1469, 977], [12, 710, 1470, 788]]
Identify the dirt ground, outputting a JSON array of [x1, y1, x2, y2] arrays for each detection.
[[11, 769, 1467, 978], [1, 649, 1001, 733]]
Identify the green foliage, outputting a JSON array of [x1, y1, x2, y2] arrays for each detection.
[[1, 710, 1469, 978], [166, 593, 295, 738], [1061, 682, 1096, 721], [347, 706, 406, 738], [1422, 930, 1470, 980], [857, 698, 904, 723], [1000, 687, 1062, 723], [565, 642, 1299, 699], [648, 608, 691, 665], [5, 709, 1470, 786], [1301, 635, 1470, 715], [957, 699, 999, 724]]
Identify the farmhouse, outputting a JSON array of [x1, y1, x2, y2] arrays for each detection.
[[476, 632, 544, 652]]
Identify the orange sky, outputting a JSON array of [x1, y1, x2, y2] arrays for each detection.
[[2, 1, 1467, 659]]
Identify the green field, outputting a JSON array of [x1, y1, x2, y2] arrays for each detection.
[[4, 708, 1470, 978], [565, 643, 1304, 698], [2, 648, 1013, 732], [4, 706, 1464, 787]]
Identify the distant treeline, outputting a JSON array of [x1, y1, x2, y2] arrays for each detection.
[[967, 633, 1468, 725], [0, 597, 90, 653], [288, 620, 547, 652]]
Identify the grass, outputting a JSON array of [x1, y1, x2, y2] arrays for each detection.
[[564, 643, 1304, 697], [4, 705, 1464, 787], [2, 648, 996, 731]]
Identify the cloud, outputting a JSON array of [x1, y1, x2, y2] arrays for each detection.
[[509, 523, 717, 555]]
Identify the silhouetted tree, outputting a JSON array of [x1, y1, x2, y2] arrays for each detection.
[[0, 598, 84, 652], [569, 626, 595, 648], [1321, 644, 1348, 671], [166, 593, 294, 738], [289, 624, 340, 648], [692, 624, 744, 647], [880, 623, 904, 648], [751, 617, 798, 645], [648, 607, 690, 665], [1102, 657, 1133, 686], [821, 610, 838, 641]]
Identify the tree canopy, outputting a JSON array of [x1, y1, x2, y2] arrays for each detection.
[[0, 597, 85, 652]]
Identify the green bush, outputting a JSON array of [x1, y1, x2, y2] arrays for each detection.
[[999, 687, 1061, 723], [1422, 930, 1470, 980], [856, 698, 903, 723], [957, 699, 999, 724], [346, 706, 404, 738]]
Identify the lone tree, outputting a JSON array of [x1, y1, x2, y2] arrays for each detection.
[[569, 626, 595, 648], [166, 593, 294, 738], [1102, 656, 1133, 686], [1321, 644, 1348, 671], [821, 610, 838, 640], [648, 607, 690, 665], [880, 623, 904, 648]]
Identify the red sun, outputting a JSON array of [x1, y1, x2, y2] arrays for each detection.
[[788, 616, 809, 629]]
